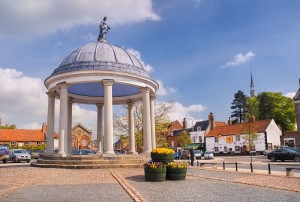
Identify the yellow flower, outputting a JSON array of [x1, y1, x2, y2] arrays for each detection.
[[167, 161, 188, 169], [151, 148, 175, 154]]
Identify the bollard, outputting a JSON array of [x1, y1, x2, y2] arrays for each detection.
[[268, 163, 271, 174], [197, 161, 199, 167], [235, 162, 238, 171], [223, 162, 225, 170], [250, 163, 253, 172]]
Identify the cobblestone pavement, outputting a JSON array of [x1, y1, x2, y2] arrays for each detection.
[[0, 165, 300, 202]]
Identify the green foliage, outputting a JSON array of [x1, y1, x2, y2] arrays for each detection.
[[0, 124, 16, 129], [231, 90, 247, 124], [257, 92, 296, 132], [241, 122, 259, 148], [9, 144, 46, 150], [246, 97, 259, 120], [177, 131, 191, 147]]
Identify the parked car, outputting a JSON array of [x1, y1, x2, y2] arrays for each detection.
[[0, 147, 9, 163], [80, 149, 96, 155], [267, 148, 300, 162], [194, 150, 202, 160], [263, 149, 274, 156], [30, 150, 40, 159], [39, 150, 46, 158], [6, 149, 31, 163], [179, 150, 190, 159], [174, 152, 180, 159], [204, 151, 214, 159]]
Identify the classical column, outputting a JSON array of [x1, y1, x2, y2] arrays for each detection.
[[103, 80, 115, 155], [128, 102, 137, 154], [150, 95, 156, 149], [67, 100, 73, 155], [58, 83, 69, 157], [46, 92, 55, 155], [141, 87, 152, 154], [96, 104, 103, 154]]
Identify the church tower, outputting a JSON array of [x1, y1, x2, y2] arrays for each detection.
[[250, 72, 255, 97]]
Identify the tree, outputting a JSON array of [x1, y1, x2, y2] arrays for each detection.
[[242, 120, 259, 162], [177, 131, 191, 147], [245, 97, 259, 121], [113, 101, 175, 148], [257, 92, 296, 132], [231, 90, 247, 124]]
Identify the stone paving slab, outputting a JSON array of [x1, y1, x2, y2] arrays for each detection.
[[1, 166, 300, 202]]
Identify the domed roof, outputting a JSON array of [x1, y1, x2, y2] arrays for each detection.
[[50, 42, 150, 78]]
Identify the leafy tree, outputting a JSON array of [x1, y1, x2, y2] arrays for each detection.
[[177, 131, 191, 147], [257, 92, 296, 132], [0, 124, 16, 129], [242, 121, 259, 162], [231, 90, 247, 124], [245, 97, 259, 121], [113, 101, 174, 148]]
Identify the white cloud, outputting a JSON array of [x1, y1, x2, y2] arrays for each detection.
[[285, 92, 296, 99], [0, 0, 160, 38], [221, 51, 255, 68], [127, 48, 154, 72], [156, 80, 176, 96], [167, 102, 206, 123], [0, 68, 98, 138]]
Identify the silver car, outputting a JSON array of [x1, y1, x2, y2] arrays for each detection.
[[204, 151, 214, 159], [7, 149, 31, 163]]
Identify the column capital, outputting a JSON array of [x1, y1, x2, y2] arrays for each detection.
[[102, 79, 114, 86], [140, 87, 150, 93], [96, 103, 104, 108], [46, 92, 56, 97], [57, 82, 71, 89]]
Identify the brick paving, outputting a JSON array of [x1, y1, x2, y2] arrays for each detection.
[[0, 165, 300, 201]]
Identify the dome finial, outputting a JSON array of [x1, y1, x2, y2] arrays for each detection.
[[97, 16, 110, 43]]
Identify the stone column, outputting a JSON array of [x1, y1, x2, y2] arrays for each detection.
[[150, 95, 156, 149], [141, 87, 152, 154], [103, 80, 115, 156], [58, 83, 69, 157], [46, 92, 55, 155], [128, 102, 137, 154], [68, 101, 73, 155], [96, 104, 103, 154]]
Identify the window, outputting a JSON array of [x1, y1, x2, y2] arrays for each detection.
[[214, 136, 218, 143], [197, 126, 201, 131], [199, 136, 203, 143], [24, 142, 29, 146], [235, 146, 241, 151], [37, 142, 42, 146], [236, 135, 240, 141], [11, 141, 16, 146], [170, 131, 173, 136], [229, 148, 233, 152], [214, 147, 219, 152], [224, 146, 227, 152], [171, 141, 174, 147]]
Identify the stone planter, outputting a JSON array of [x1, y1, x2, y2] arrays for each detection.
[[166, 167, 187, 180], [151, 153, 174, 165]]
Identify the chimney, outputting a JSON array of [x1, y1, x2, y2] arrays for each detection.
[[182, 118, 186, 129], [228, 117, 232, 125], [208, 112, 216, 130], [42, 123, 47, 133]]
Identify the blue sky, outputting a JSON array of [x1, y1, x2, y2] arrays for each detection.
[[0, 0, 299, 138]]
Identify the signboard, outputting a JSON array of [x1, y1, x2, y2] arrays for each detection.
[[226, 136, 233, 143]]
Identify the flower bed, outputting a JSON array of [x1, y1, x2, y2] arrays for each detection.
[[151, 148, 175, 165], [144, 161, 167, 182], [166, 162, 188, 180]]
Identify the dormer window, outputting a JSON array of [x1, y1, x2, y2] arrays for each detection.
[[197, 126, 201, 131]]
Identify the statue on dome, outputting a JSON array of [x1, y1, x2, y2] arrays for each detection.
[[98, 16, 110, 42]]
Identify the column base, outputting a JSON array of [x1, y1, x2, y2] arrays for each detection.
[[127, 151, 138, 154], [96, 151, 103, 156], [103, 153, 116, 157]]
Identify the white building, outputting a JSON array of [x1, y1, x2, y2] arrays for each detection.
[[206, 119, 282, 154]]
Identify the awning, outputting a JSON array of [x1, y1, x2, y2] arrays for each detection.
[[185, 143, 203, 150]]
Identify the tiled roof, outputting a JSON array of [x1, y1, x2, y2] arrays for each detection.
[[206, 119, 272, 137], [215, 122, 226, 126], [0, 129, 45, 141]]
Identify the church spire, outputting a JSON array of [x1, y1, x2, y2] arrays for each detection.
[[250, 70, 255, 97]]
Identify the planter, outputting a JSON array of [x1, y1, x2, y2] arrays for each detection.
[[144, 166, 167, 182], [166, 167, 187, 180], [151, 153, 174, 165]]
